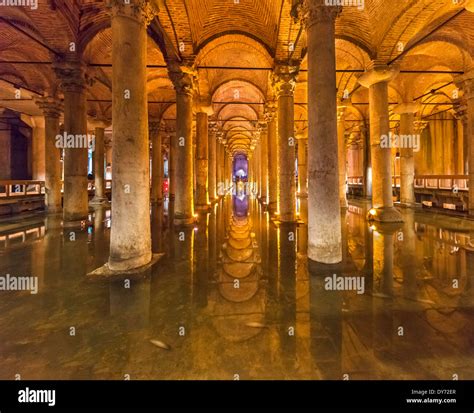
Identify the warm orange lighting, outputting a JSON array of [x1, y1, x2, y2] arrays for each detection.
[[369, 208, 377, 216]]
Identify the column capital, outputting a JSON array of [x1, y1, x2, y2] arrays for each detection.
[[296, 0, 341, 29], [413, 119, 429, 134], [209, 121, 219, 135], [53, 58, 94, 93], [264, 100, 277, 121], [454, 69, 474, 100], [337, 104, 347, 120], [107, 0, 159, 26], [357, 61, 399, 88], [34, 96, 63, 118], [148, 119, 162, 135], [392, 102, 421, 115], [453, 98, 468, 122], [272, 64, 299, 97], [167, 62, 197, 96], [88, 116, 111, 129], [460, 0, 474, 12]]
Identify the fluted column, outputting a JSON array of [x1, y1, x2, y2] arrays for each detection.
[[299, 0, 342, 263], [265, 102, 278, 211], [53, 59, 91, 224], [455, 70, 474, 216], [195, 111, 209, 209], [169, 64, 196, 224], [273, 65, 298, 222], [34, 97, 62, 212], [297, 135, 308, 197], [107, 0, 157, 271], [393, 102, 419, 207], [89, 118, 110, 204], [337, 105, 348, 208], [149, 120, 163, 205], [358, 62, 403, 222], [209, 121, 217, 201]]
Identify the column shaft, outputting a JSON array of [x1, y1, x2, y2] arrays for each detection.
[[44, 111, 61, 211], [196, 112, 209, 208], [32, 117, 45, 181], [399, 112, 416, 205], [337, 109, 347, 208], [208, 128, 217, 201], [304, 4, 342, 263], [260, 128, 269, 203], [174, 90, 194, 223], [267, 116, 278, 210], [91, 126, 107, 203], [151, 125, 163, 205], [108, 3, 152, 270], [297, 138, 308, 197]]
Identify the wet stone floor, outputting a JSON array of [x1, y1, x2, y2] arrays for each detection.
[[0, 195, 474, 380]]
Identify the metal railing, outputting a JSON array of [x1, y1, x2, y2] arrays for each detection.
[[347, 175, 469, 191], [0, 180, 45, 199]]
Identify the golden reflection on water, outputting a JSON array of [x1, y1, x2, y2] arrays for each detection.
[[0, 197, 473, 380]]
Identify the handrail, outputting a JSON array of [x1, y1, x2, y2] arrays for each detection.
[[347, 175, 469, 191], [0, 180, 45, 199]]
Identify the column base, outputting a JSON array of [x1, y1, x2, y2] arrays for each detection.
[[46, 205, 62, 214], [368, 206, 404, 223], [151, 199, 163, 206], [107, 250, 153, 272], [398, 201, 418, 209], [62, 218, 89, 229], [173, 214, 196, 226], [308, 244, 343, 265], [90, 196, 109, 205], [195, 204, 212, 211], [88, 253, 163, 278]]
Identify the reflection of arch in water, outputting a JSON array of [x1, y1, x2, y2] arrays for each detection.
[[210, 196, 266, 342]]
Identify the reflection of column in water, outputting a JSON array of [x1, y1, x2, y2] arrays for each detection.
[[194, 214, 209, 308], [310, 275, 342, 380], [295, 222, 312, 375], [173, 225, 194, 314], [151, 204, 164, 254], [44, 214, 62, 286], [92, 206, 107, 267], [108, 274, 151, 330], [278, 223, 297, 369], [401, 210, 417, 300], [462, 243, 474, 308], [372, 224, 400, 360]]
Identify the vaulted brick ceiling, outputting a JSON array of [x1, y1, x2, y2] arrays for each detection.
[[0, 0, 473, 154]]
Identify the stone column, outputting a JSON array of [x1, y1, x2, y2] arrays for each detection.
[[455, 70, 474, 216], [297, 135, 308, 197], [208, 121, 218, 201], [216, 135, 223, 196], [35, 97, 63, 212], [393, 102, 419, 207], [150, 120, 163, 205], [53, 59, 91, 224], [107, 0, 157, 271], [169, 64, 196, 224], [337, 105, 347, 208], [299, 0, 342, 263], [32, 116, 46, 181], [273, 65, 298, 222], [195, 111, 209, 209], [358, 62, 403, 222], [89, 118, 110, 204], [265, 102, 278, 211], [259, 122, 269, 204]]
